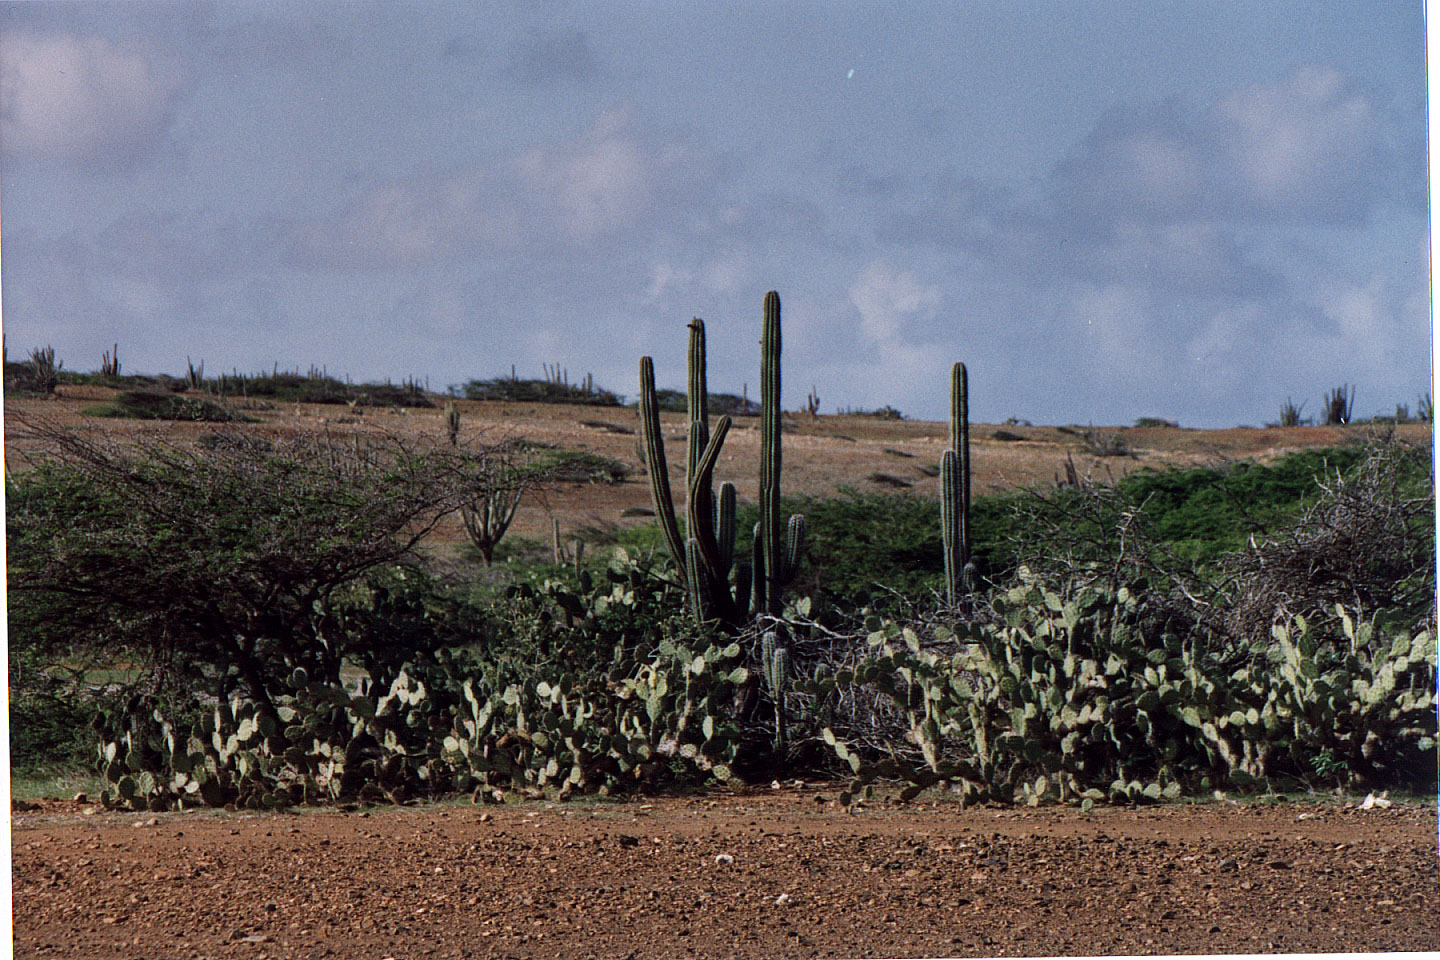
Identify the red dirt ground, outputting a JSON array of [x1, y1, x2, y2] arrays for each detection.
[[11, 787, 1437, 959]]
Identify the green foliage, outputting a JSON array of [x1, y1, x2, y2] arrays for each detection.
[[632, 387, 758, 416], [81, 390, 252, 422], [1110, 448, 1367, 562], [837, 404, 905, 420], [207, 369, 435, 407], [86, 547, 752, 808], [519, 443, 631, 484], [996, 447, 1373, 576], [8, 643, 110, 772], [460, 376, 621, 406]]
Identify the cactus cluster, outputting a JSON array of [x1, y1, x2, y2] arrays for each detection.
[[820, 573, 1437, 808], [638, 293, 805, 628], [442, 632, 749, 799], [96, 666, 457, 811]]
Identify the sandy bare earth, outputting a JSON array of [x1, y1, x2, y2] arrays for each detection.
[[10, 787, 1437, 959]]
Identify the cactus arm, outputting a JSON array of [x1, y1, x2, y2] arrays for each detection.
[[780, 514, 807, 584], [687, 319, 709, 437], [686, 415, 732, 580], [639, 355, 687, 576], [691, 416, 731, 497], [715, 481, 737, 572], [941, 449, 960, 605], [685, 320, 713, 537]]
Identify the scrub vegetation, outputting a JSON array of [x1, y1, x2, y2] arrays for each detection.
[[6, 296, 1435, 816]]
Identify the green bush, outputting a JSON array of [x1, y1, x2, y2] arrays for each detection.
[[630, 388, 758, 416], [82, 390, 252, 422], [461, 377, 621, 407]]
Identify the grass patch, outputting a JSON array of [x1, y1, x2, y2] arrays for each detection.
[[10, 767, 104, 803]]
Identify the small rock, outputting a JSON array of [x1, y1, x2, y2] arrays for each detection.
[[714, 853, 734, 866], [774, 893, 791, 905], [73, 792, 89, 804], [1218, 858, 1238, 872], [133, 817, 159, 828]]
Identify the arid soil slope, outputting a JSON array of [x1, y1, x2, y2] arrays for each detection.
[[11, 789, 1437, 959], [7, 386, 1427, 546]]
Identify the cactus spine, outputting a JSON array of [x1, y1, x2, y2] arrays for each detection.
[[941, 362, 974, 610]]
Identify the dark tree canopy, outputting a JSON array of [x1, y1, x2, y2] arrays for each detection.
[[6, 417, 541, 710]]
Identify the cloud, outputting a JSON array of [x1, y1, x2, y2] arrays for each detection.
[[506, 26, 600, 85], [288, 110, 725, 266], [1051, 66, 1393, 228], [1211, 66, 1389, 223], [285, 167, 505, 269], [0, 30, 185, 168], [511, 110, 653, 241], [848, 261, 941, 342]]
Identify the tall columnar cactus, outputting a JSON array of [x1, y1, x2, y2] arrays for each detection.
[[941, 362, 973, 610], [640, 320, 747, 626], [757, 292, 807, 617], [639, 295, 805, 627]]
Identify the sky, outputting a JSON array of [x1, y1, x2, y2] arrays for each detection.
[[0, 1, 1430, 428]]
